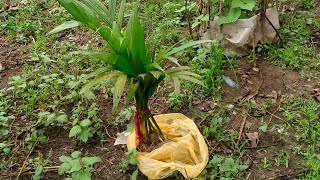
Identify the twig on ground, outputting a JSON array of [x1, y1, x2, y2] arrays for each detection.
[[274, 170, 309, 179], [237, 108, 249, 144], [239, 66, 263, 105], [245, 144, 277, 149], [105, 126, 116, 139], [1, 166, 59, 179], [16, 138, 38, 180], [266, 110, 283, 121]]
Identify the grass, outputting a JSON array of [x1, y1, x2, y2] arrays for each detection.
[[0, 0, 320, 179]]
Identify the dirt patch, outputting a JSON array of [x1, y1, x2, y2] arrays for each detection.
[[222, 59, 317, 103], [217, 59, 316, 179], [0, 38, 25, 88]]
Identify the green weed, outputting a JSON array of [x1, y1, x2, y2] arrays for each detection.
[[202, 155, 248, 179], [58, 151, 101, 180]]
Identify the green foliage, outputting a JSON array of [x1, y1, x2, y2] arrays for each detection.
[[0, 90, 15, 136], [58, 151, 101, 180], [203, 116, 230, 141], [167, 92, 184, 111], [119, 149, 139, 179], [192, 14, 209, 29], [281, 96, 320, 145], [265, 11, 320, 72], [190, 45, 225, 94], [216, 0, 255, 25], [69, 103, 102, 142], [205, 155, 248, 179], [115, 106, 135, 125], [275, 151, 290, 168], [31, 157, 51, 180], [281, 96, 320, 177], [52, 0, 208, 142], [296, 0, 316, 10]]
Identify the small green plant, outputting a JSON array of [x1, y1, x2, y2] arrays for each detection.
[[167, 92, 184, 111], [69, 103, 102, 142], [31, 156, 52, 180], [216, 0, 256, 25], [206, 155, 248, 179], [275, 151, 290, 168], [296, 0, 316, 10], [190, 45, 225, 94], [203, 116, 230, 141], [259, 123, 268, 133], [192, 14, 209, 29], [0, 142, 11, 156], [119, 149, 139, 179], [58, 151, 101, 180], [115, 106, 135, 125], [260, 157, 270, 169]]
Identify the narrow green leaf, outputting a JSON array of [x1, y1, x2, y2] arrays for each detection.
[[164, 40, 212, 58], [80, 67, 110, 82], [150, 71, 163, 79], [112, 74, 127, 112], [125, 81, 139, 106], [172, 77, 181, 94], [173, 71, 201, 78], [165, 66, 190, 74], [58, 0, 101, 30], [83, 0, 113, 27], [47, 20, 80, 35], [109, 0, 116, 19], [174, 74, 205, 87], [127, 8, 147, 74], [117, 0, 126, 29], [72, 51, 118, 64], [80, 72, 120, 94], [166, 56, 180, 66], [145, 62, 164, 72], [132, 169, 138, 180]]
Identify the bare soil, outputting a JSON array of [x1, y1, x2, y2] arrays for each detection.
[[0, 38, 25, 88]]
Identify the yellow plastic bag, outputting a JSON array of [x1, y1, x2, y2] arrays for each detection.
[[127, 113, 209, 179]]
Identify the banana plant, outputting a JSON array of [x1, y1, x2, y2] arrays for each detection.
[[49, 0, 211, 145]]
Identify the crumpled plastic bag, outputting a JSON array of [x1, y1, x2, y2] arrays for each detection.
[[127, 113, 209, 179], [201, 8, 280, 56]]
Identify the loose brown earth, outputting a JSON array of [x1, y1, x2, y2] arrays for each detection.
[[2, 56, 318, 179], [0, 39, 24, 88], [1, 2, 319, 179]]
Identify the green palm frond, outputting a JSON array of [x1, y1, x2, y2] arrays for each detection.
[[112, 74, 127, 112], [80, 71, 121, 94]]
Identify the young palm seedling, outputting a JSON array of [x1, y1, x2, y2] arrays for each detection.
[[49, 0, 210, 146]]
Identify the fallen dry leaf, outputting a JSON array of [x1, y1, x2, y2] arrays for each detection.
[[253, 67, 259, 72], [0, 63, 4, 72], [271, 90, 278, 100], [247, 80, 254, 85], [246, 132, 259, 147], [20, 0, 28, 5]]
